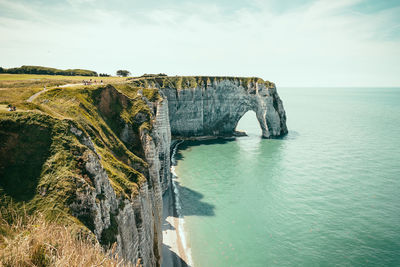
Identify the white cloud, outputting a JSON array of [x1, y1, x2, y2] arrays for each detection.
[[0, 0, 399, 86]]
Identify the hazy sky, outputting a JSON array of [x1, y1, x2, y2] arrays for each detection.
[[0, 0, 399, 86]]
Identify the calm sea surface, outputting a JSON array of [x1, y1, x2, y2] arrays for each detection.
[[172, 87, 400, 266]]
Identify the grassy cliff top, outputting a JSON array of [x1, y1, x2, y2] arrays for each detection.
[[128, 75, 276, 90], [0, 74, 130, 109], [0, 75, 161, 231]]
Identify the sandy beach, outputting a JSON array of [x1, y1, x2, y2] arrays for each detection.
[[162, 185, 191, 267]]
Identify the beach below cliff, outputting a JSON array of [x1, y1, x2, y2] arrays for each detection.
[[162, 185, 191, 267]]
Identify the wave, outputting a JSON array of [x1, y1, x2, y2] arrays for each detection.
[[171, 140, 194, 266]]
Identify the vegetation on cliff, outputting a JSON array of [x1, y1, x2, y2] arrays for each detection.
[[0, 74, 128, 111], [129, 75, 275, 90], [0, 74, 162, 260], [1, 85, 156, 205], [0, 73, 276, 265]]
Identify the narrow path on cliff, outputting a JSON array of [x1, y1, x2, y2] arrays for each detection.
[[26, 83, 84, 103]]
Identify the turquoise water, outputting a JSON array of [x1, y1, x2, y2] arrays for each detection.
[[173, 87, 400, 266]]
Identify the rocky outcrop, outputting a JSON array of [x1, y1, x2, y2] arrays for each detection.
[[20, 77, 286, 267], [134, 97, 171, 265], [158, 77, 287, 138], [145, 97, 172, 193], [69, 92, 171, 267], [69, 133, 119, 241], [83, 76, 286, 266]]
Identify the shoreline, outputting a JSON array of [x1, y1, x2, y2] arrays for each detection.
[[171, 132, 246, 142], [162, 141, 193, 267]]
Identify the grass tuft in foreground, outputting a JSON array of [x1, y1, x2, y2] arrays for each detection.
[[0, 209, 141, 267]]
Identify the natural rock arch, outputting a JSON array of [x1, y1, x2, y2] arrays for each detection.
[[158, 77, 287, 138]]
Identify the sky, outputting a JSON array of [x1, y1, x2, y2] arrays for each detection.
[[0, 0, 399, 87]]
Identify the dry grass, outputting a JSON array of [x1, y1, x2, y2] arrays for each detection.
[[0, 210, 140, 267], [0, 77, 153, 266]]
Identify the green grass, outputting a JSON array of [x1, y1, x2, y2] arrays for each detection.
[[33, 85, 151, 195], [0, 74, 131, 114], [0, 112, 81, 223], [0, 79, 162, 245], [0, 72, 275, 252]]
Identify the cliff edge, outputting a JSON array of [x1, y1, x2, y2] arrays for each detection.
[[0, 84, 170, 266], [0, 75, 287, 267]]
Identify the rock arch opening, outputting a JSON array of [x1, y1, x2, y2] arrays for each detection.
[[235, 110, 263, 137]]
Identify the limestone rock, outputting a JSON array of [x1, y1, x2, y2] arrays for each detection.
[[160, 78, 287, 138]]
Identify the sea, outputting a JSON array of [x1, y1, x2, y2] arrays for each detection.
[[171, 87, 400, 266]]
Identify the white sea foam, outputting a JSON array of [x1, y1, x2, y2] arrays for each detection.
[[171, 141, 194, 266]]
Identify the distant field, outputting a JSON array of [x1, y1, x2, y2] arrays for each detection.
[[0, 74, 132, 108]]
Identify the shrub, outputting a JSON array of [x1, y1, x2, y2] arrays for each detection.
[[116, 70, 131, 77], [0, 65, 98, 76]]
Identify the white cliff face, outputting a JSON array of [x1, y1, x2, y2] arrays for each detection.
[[112, 100, 170, 267], [69, 126, 119, 241], [137, 98, 171, 266], [69, 96, 171, 267], [153, 97, 172, 193], [67, 78, 287, 266], [160, 79, 287, 138]]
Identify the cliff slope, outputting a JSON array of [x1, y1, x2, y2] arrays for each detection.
[[0, 75, 288, 267], [0, 83, 170, 266]]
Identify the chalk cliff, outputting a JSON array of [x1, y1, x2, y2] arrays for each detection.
[[0, 76, 287, 267], [68, 77, 288, 266], [0, 85, 171, 267], [131, 76, 288, 138], [68, 86, 171, 266]]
